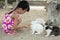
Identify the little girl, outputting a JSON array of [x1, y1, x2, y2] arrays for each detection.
[[2, 1, 30, 35]]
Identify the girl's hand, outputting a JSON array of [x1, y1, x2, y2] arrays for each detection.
[[24, 24, 30, 28]]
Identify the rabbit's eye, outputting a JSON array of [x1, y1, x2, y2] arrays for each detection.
[[45, 26, 49, 30]]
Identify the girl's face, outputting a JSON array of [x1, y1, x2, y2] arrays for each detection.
[[16, 8, 27, 14]]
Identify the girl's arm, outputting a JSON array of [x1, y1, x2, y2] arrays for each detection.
[[11, 13, 20, 30], [11, 14, 30, 29], [23, 24, 31, 28]]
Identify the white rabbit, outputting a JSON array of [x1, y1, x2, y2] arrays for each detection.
[[31, 19, 45, 34]]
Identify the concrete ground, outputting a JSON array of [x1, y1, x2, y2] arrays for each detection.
[[1, 28, 60, 40], [0, 6, 60, 40]]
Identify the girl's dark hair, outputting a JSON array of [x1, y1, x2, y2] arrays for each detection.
[[8, 1, 30, 14], [17, 1, 30, 12]]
